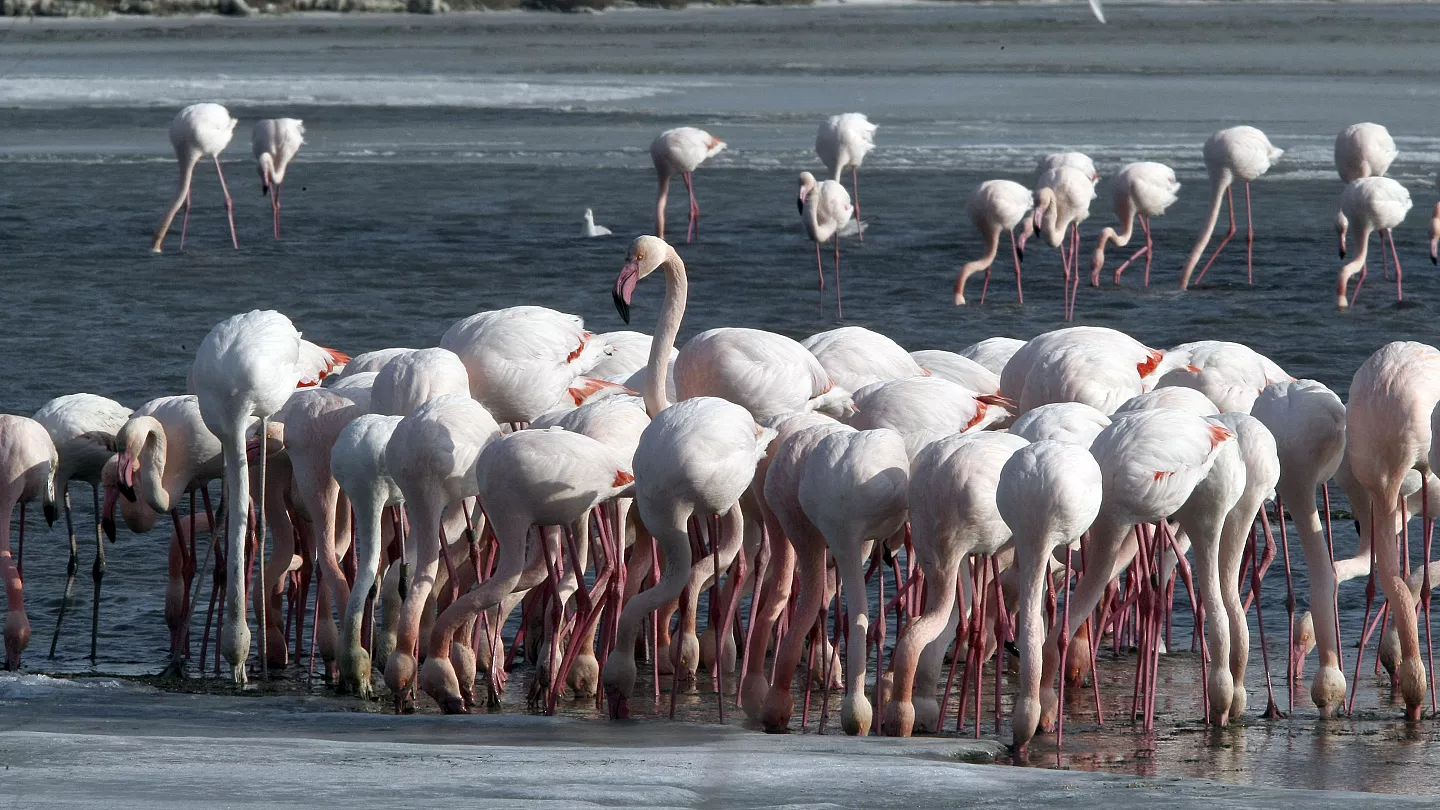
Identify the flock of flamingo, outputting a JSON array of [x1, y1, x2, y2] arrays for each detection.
[[2, 100, 1438, 761]]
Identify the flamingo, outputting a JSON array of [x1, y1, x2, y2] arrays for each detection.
[[1009, 401, 1110, 448], [999, 326, 1187, 416], [959, 337, 1025, 376], [191, 310, 345, 684], [1431, 170, 1440, 265], [909, 350, 1001, 396], [587, 331, 658, 381], [1344, 341, 1440, 719], [1336, 177, 1412, 309], [601, 235, 778, 718], [1252, 380, 1346, 715], [847, 377, 1012, 459], [955, 180, 1033, 306], [1155, 340, 1291, 414], [32, 394, 131, 660], [802, 326, 924, 393], [816, 113, 876, 238], [798, 171, 855, 317], [332, 413, 404, 697], [252, 118, 304, 240], [1335, 123, 1397, 183], [0, 416, 58, 671], [370, 348, 471, 418], [332, 348, 416, 380], [1032, 166, 1096, 320], [651, 127, 726, 243], [1092, 162, 1180, 287], [150, 103, 239, 253], [1115, 386, 1219, 417], [885, 431, 1029, 738], [583, 208, 612, 238], [999, 440, 1102, 753], [382, 394, 501, 710], [1179, 126, 1284, 289], [1037, 152, 1099, 184], [799, 428, 910, 735], [421, 428, 632, 712], [439, 306, 604, 424]]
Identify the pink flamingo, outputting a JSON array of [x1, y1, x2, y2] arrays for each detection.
[[1336, 177, 1412, 309], [1092, 162, 1180, 287], [1155, 340, 1291, 414], [651, 127, 726, 243], [802, 326, 924, 393], [847, 377, 1012, 459], [798, 171, 854, 317], [252, 118, 304, 240], [1179, 126, 1284, 289], [1335, 123, 1397, 183], [1000, 440, 1102, 754], [959, 337, 1025, 377], [955, 180, 1033, 306], [909, 350, 1000, 396], [1032, 167, 1096, 320], [0, 416, 58, 671], [150, 103, 239, 253], [816, 113, 876, 237]]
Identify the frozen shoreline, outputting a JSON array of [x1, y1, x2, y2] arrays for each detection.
[[0, 674, 1432, 808]]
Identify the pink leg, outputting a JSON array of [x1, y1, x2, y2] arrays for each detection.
[[1069, 224, 1081, 320], [851, 166, 863, 242], [1056, 545, 1072, 760], [1194, 187, 1237, 285], [1244, 182, 1254, 285], [1112, 216, 1152, 286], [213, 156, 238, 250], [1011, 229, 1024, 304], [833, 239, 843, 320], [1388, 229, 1404, 302], [980, 267, 991, 305], [815, 242, 825, 316], [1381, 230, 1392, 281], [1350, 262, 1368, 308], [180, 187, 192, 251], [1142, 215, 1152, 286], [1059, 230, 1073, 321], [682, 172, 698, 243], [273, 182, 282, 240]]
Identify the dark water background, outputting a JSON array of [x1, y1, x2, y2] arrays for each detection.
[[3, 2, 1440, 794]]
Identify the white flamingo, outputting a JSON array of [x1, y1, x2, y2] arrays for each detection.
[[151, 103, 239, 253], [252, 118, 305, 240], [651, 127, 726, 243], [798, 171, 854, 317], [816, 113, 876, 238], [1179, 126, 1284, 289], [955, 180, 1033, 306], [1336, 177, 1412, 309], [1092, 162, 1180, 287]]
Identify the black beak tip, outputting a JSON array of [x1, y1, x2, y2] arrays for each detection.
[[43, 503, 58, 527], [797, 199, 804, 215], [1339, 249, 1345, 259], [1432, 255, 1437, 266], [117, 481, 136, 503], [612, 291, 631, 324], [1017, 247, 1025, 262], [102, 517, 116, 543]]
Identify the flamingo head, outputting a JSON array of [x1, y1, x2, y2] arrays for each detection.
[[798, 171, 818, 214], [1289, 611, 1315, 683], [257, 153, 276, 196], [614, 235, 670, 324], [1335, 209, 1349, 259]]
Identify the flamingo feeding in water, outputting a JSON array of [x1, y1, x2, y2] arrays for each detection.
[[151, 103, 240, 254], [1335, 123, 1397, 183], [955, 180, 1033, 306], [1179, 126, 1284, 289], [252, 118, 305, 240], [0, 416, 57, 671], [816, 113, 876, 240], [1092, 162, 1180, 287], [798, 172, 854, 318], [1032, 166, 1096, 321], [1336, 177, 1412, 309], [651, 127, 726, 243]]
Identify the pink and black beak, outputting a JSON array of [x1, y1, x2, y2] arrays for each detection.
[[101, 482, 119, 543], [116, 450, 137, 503], [797, 187, 807, 215], [613, 258, 640, 324]]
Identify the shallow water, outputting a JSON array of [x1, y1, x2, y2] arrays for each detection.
[[3, 2, 1440, 797]]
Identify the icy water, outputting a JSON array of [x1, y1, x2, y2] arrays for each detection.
[[4, 2, 1440, 798]]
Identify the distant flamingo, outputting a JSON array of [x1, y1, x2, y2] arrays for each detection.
[[32, 394, 131, 660], [252, 118, 305, 239], [999, 440, 1102, 753], [651, 127, 726, 243], [1032, 167, 1096, 320], [191, 310, 345, 684], [955, 180, 1033, 306], [816, 113, 877, 238], [1336, 177, 1412, 309], [798, 171, 855, 317], [150, 103, 239, 253], [1334, 123, 1396, 183], [1092, 162, 1180, 287], [1179, 126, 1284, 289], [0, 416, 57, 671]]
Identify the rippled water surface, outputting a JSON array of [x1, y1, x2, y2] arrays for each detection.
[[4, 3, 1440, 796]]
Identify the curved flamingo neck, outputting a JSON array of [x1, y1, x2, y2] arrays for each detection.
[[136, 418, 169, 513], [646, 246, 687, 417]]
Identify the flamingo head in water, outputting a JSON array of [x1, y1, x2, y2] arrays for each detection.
[[797, 171, 818, 214], [614, 234, 670, 324]]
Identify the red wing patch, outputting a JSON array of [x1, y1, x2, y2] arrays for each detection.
[[567, 332, 591, 364], [965, 403, 989, 431], [568, 377, 633, 405], [1207, 423, 1234, 448], [1153, 470, 1175, 481], [612, 470, 635, 488], [1136, 349, 1164, 378]]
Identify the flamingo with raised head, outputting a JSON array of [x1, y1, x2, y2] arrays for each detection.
[[151, 103, 239, 253], [1092, 162, 1180, 287], [955, 180, 1033, 306], [798, 171, 854, 317], [1179, 126, 1284, 289], [816, 113, 876, 237], [252, 118, 305, 239], [1336, 177, 1412, 309], [651, 127, 726, 243]]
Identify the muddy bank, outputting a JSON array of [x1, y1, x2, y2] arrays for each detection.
[[0, 0, 812, 18]]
